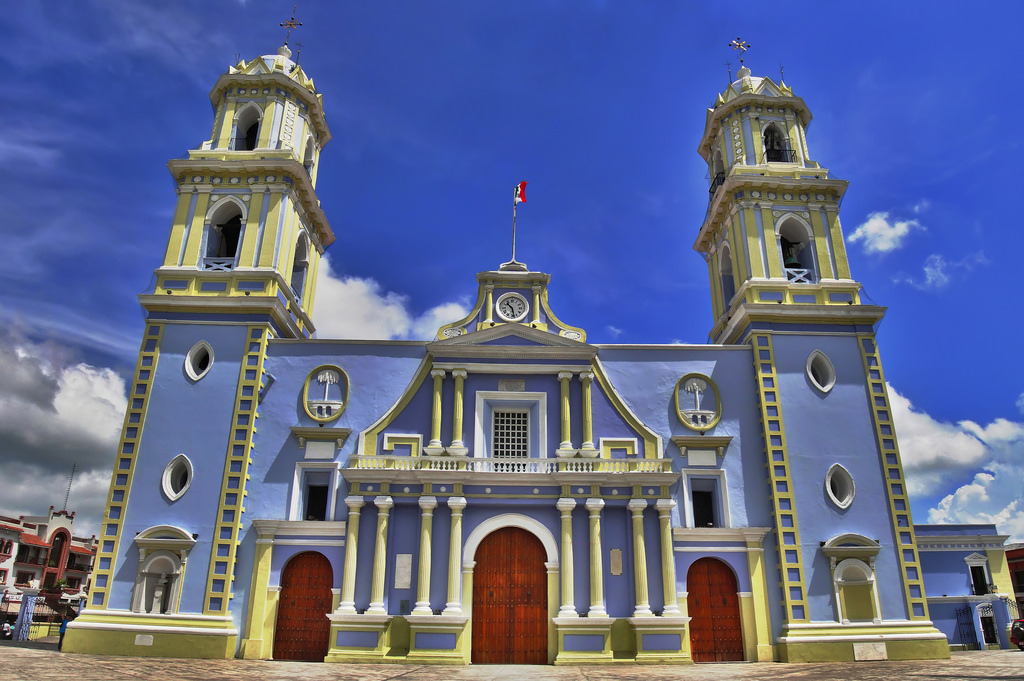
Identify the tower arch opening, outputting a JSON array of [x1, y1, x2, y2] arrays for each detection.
[[778, 216, 817, 283], [232, 102, 262, 151], [303, 137, 315, 177], [719, 243, 736, 310], [762, 122, 792, 163], [290, 234, 310, 303], [203, 200, 245, 270]]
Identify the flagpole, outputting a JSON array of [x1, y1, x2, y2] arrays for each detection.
[[511, 198, 518, 263]]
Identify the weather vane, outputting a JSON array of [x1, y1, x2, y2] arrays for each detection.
[[280, 4, 302, 46], [729, 37, 750, 65]]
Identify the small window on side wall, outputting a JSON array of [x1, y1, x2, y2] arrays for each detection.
[[162, 454, 194, 502], [185, 341, 214, 381], [825, 463, 855, 509], [806, 350, 835, 393]]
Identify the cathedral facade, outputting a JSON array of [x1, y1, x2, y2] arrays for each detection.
[[65, 44, 956, 664]]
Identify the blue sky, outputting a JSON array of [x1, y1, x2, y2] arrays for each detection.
[[1, 1, 1022, 543]]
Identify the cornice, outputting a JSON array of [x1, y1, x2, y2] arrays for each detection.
[[167, 157, 334, 250]]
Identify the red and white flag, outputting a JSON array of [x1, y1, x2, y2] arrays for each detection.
[[514, 181, 527, 205]]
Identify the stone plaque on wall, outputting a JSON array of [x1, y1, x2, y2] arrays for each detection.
[[498, 379, 526, 392], [395, 553, 412, 589], [610, 548, 623, 576]]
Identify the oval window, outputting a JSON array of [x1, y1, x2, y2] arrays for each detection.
[[185, 341, 214, 381], [825, 463, 855, 509], [162, 454, 193, 501], [806, 350, 836, 393]]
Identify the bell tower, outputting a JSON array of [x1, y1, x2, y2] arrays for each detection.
[[78, 41, 337, 655], [692, 49, 936, 651], [139, 44, 333, 339], [695, 59, 882, 344]]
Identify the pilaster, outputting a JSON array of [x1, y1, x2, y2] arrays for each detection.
[[412, 496, 437, 615], [655, 499, 680, 615], [585, 498, 607, 617], [336, 496, 364, 614], [443, 497, 467, 616]]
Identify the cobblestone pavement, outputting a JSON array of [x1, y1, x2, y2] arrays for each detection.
[[1, 642, 1023, 681]]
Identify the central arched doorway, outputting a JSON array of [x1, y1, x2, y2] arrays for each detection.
[[687, 557, 743, 662], [471, 526, 547, 664], [273, 551, 333, 661]]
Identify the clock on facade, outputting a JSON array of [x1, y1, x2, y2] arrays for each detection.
[[495, 292, 529, 322]]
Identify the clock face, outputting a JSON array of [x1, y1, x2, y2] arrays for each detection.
[[496, 293, 529, 322]]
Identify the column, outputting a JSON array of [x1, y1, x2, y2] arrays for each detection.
[[428, 369, 446, 448], [450, 369, 467, 449], [483, 285, 494, 324], [585, 498, 607, 617], [579, 371, 596, 451], [531, 285, 542, 325], [367, 495, 394, 615], [411, 496, 438, 615], [443, 496, 467, 615], [558, 371, 573, 450], [628, 498, 652, 617], [557, 497, 578, 617], [655, 498, 680, 615], [336, 496, 364, 613]]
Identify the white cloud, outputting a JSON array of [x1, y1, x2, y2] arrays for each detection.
[[911, 199, 930, 214], [848, 211, 921, 253], [890, 386, 987, 495], [606, 325, 623, 339], [1018, 392, 1024, 415], [0, 338, 127, 538], [312, 256, 469, 340], [892, 383, 1024, 541], [894, 251, 988, 291]]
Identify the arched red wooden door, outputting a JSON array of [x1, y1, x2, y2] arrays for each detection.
[[687, 557, 743, 662], [273, 551, 333, 661], [472, 527, 547, 664]]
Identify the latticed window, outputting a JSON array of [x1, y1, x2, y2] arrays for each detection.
[[492, 410, 528, 458]]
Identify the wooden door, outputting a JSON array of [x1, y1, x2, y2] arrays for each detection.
[[273, 551, 333, 661], [687, 557, 744, 662], [472, 527, 547, 664]]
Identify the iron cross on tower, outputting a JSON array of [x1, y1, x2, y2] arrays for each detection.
[[280, 4, 303, 46]]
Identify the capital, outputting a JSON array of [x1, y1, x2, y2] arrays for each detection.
[[556, 497, 578, 513], [419, 495, 438, 511], [655, 498, 677, 513], [451, 369, 468, 379], [578, 371, 594, 382], [447, 496, 467, 511], [627, 498, 649, 514], [374, 495, 394, 510], [431, 369, 447, 379], [344, 496, 366, 510], [585, 498, 605, 513], [557, 371, 574, 382]]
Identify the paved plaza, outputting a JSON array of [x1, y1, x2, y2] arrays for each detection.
[[1, 642, 1023, 681]]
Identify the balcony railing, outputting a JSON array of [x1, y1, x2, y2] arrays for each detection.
[[784, 268, 814, 284], [348, 454, 671, 474], [201, 257, 236, 271], [972, 583, 998, 596], [708, 172, 725, 199], [764, 148, 797, 163]]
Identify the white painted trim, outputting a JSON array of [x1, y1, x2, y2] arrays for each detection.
[[674, 546, 757, 553], [433, 362, 595, 374], [473, 391, 547, 460], [463, 513, 558, 566], [807, 350, 837, 394], [288, 461, 343, 521], [272, 539, 344, 546], [776, 632, 947, 643], [184, 340, 215, 382], [160, 454, 194, 502], [680, 468, 731, 529], [824, 462, 855, 509]]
